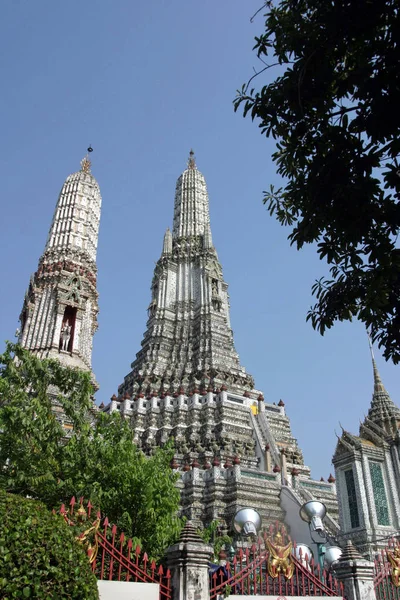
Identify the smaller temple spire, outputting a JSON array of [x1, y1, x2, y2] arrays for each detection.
[[187, 149, 196, 170], [203, 227, 213, 249], [162, 228, 172, 255], [365, 336, 400, 434]]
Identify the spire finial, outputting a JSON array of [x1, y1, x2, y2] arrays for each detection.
[[368, 333, 384, 393], [187, 149, 196, 170], [80, 146, 93, 174], [367, 332, 374, 358]]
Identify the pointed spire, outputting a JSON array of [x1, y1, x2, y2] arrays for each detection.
[[203, 227, 213, 249], [44, 146, 101, 262], [173, 151, 212, 239], [187, 149, 196, 170], [368, 335, 386, 394], [162, 228, 172, 255], [365, 336, 400, 434]]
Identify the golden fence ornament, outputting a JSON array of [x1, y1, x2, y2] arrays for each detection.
[[76, 517, 101, 564], [59, 497, 173, 599], [266, 531, 294, 580], [387, 546, 400, 587], [62, 498, 100, 564]]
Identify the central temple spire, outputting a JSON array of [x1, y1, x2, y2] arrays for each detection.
[[109, 153, 326, 533], [119, 153, 254, 397]]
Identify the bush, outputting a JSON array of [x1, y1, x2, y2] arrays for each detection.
[[0, 491, 98, 599]]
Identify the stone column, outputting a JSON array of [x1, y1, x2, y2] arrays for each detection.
[[265, 444, 272, 472], [280, 448, 288, 484], [166, 522, 213, 600], [334, 540, 376, 600]]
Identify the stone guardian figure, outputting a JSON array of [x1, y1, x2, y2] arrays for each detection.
[[60, 320, 72, 351]]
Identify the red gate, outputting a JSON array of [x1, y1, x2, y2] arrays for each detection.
[[60, 497, 172, 600], [374, 538, 400, 600], [210, 526, 344, 598]]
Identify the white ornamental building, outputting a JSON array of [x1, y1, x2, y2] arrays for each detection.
[[18, 152, 101, 385], [333, 353, 400, 557], [105, 152, 340, 536]]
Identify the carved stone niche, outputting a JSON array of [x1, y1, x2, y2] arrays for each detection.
[[59, 306, 77, 353]]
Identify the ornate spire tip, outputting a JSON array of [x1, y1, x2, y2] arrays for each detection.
[[367, 333, 384, 392], [80, 146, 93, 174], [187, 149, 196, 170]]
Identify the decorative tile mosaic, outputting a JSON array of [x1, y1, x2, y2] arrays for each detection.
[[345, 469, 360, 528], [369, 462, 390, 526]]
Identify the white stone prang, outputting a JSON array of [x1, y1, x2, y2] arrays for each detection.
[[18, 156, 102, 384]]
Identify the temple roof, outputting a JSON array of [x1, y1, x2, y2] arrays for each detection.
[[333, 349, 399, 460]]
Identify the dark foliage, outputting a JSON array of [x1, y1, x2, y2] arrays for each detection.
[[0, 491, 98, 599], [0, 342, 182, 561], [235, 0, 400, 362]]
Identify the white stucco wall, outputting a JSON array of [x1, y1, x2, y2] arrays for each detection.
[[231, 597, 342, 600], [97, 581, 159, 600]]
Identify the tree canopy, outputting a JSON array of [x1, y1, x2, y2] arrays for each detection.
[[235, 0, 400, 362], [0, 342, 182, 560]]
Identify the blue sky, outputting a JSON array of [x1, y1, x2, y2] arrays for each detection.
[[0, 0, 398, 483]]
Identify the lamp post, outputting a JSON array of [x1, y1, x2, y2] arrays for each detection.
[[299, 500, 327, 572], [232, 509, 262, 596], [324, 546, 343, 570], [299, 500, 342, 575], [233, 508, 262, 537], [225, 510, 263, 565], [293, 542, 314, 568], [230, 505, 342, 586]]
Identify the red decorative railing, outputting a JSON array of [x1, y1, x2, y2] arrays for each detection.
[[59, 497, 172, 600], [374, 538, 400, 600], [210, 530, 344, 598]]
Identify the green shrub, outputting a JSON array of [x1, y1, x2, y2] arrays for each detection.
[[0, 491, 98, 599]]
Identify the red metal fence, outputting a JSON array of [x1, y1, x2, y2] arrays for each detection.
[[210, 529, 344, 598], [60, 497, 172, 600], [374, 538, 400, 600], [59, 498, 400, 599]]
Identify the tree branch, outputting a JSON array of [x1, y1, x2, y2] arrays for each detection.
[[250, 2, 269, 23], [244, 62, 282, 93]]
